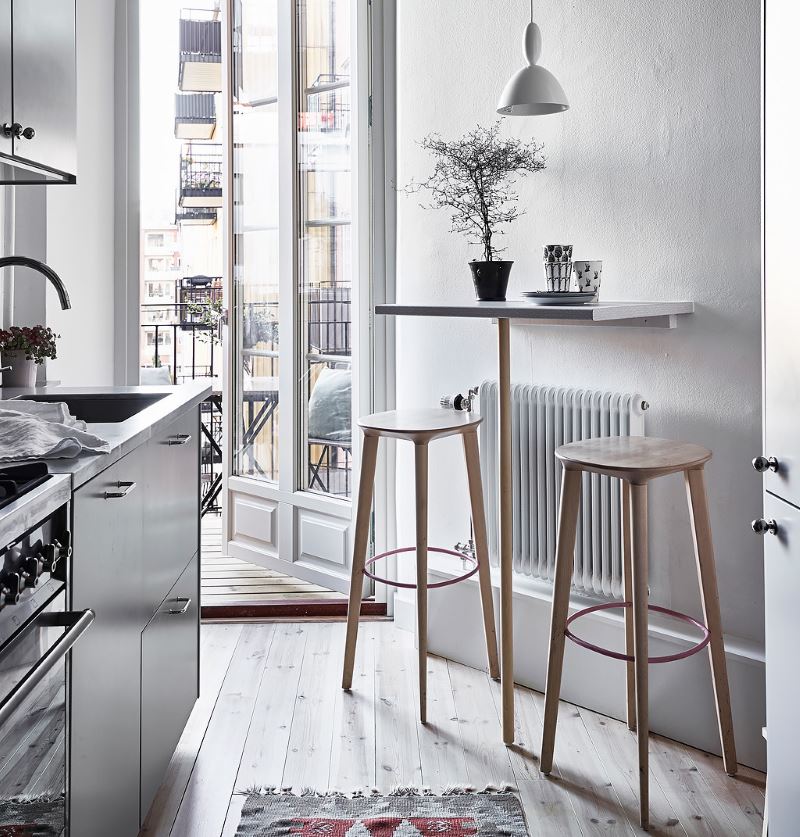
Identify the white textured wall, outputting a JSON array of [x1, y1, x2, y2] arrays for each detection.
[[395, 0, 763, 647], [47, 0, 116, 385]]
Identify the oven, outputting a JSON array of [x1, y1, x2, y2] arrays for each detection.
[[0, 471, 93, 834]]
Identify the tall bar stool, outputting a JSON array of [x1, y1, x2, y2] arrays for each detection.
[[540, 436, 737, 830], [341, 409, 500, 724]]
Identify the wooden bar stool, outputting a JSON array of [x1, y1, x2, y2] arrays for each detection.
[[341, 409, 500, 724], [539, 436, 737, 830]]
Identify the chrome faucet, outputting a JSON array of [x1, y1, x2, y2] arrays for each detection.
[[0, 256, 71, 310]]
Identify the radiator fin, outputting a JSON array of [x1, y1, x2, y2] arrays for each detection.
[[478, 383, 646, 598]]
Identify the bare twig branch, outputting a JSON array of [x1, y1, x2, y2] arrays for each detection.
[[401, 121, 545, 261]]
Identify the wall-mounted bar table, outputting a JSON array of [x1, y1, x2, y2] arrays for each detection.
[[375, 299, 695, 744]]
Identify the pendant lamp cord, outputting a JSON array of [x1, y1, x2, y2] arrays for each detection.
[[530, 0, 533, 22]]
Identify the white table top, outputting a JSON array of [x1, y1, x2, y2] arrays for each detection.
[[375, 299, 694, 328]]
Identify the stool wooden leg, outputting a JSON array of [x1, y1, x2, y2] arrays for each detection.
[[463, 430, 500, 680], [622, 480, 637, 732], [630, 481, 650, 830], [540, 467, 582, 775], [685, 466, 738, 776], [342, 433, 379, 690], [414, 442, 429, 724]]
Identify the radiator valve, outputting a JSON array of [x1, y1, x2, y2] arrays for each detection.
[[440, 387, 479, 412]]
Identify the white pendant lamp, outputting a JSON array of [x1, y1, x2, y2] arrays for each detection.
[[497, 3, 569, 116]]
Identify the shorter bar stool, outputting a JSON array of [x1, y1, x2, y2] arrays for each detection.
[[540, 436, 737, 830], [342, 409, 500, 723]]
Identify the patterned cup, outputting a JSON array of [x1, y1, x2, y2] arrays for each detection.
[[572, 260, 603, 293], [543, 244, 573, 292]]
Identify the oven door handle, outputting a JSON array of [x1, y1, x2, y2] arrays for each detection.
[[0, 608, 95, 728]]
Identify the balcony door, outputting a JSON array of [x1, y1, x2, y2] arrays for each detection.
[[222, 0, 371, 593]]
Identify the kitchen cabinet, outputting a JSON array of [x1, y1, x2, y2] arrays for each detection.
[[140, 557, 199, 821], [70, 407, 201, 836], [759, 5, 800, 834], [0, 0, 76, 184], [762, 494, 800, 835], [142, 410, 200, 615], [70, 454, 145, 837]]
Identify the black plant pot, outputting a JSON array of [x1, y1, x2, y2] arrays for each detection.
[[469, 260, 513, 301]]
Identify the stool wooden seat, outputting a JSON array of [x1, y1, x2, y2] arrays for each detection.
[[540, 436, 737, 830], [342, 409, 499, 724]]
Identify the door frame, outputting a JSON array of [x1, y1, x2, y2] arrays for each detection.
[[220, 0, 395, 595]]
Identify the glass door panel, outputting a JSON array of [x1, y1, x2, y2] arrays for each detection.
[[297, 0, 353, 498], [232, 0, 280, 482]]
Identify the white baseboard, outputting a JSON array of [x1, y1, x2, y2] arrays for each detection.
[[395, 565, 766, 772]]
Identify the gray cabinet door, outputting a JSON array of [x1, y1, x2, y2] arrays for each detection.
[[70, 453, 144, 837], [11, 0, 76, 177], [0, 0, 10, 158], [764, 3, 800, 509], [763, 493, 800, 835], [140, 557, 199, 823], [142, 410, 200, 614]]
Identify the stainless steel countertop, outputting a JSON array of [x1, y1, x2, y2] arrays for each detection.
[[0, 381, 212, 489]]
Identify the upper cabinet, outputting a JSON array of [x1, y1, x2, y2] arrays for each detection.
[[0, 0, 76, 185]]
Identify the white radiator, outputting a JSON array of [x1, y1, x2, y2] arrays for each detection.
[[478, 383, 647, 598]]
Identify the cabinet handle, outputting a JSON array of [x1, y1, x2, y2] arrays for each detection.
[[20, 126, 35, 140], [752, 456, 779, 473], [167, 434, 192, 446], [167, 597, 192, 615], [752, 518, 779, 536], [104, 480, 136, 499], [2, 122, 21, 138]]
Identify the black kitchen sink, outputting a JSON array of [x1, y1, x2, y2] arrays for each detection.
[[18, 392, 168, 423]]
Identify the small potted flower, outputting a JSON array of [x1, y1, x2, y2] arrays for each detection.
[[0, 325, 59, 388]]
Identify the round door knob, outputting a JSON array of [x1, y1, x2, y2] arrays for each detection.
[[2, 122, 22, 138], [20, 126, 35, 140], [753, 456, 779, 473], [752, 518, 779, 536]]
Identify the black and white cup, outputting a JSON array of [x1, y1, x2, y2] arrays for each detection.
[[573, 260, 603, 293], [543, 244, 573, 292]]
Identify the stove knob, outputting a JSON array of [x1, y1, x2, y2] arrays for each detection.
[[43, 533, 71, 574], [22, 555, 42, 587], [1, 573, 21, 605]]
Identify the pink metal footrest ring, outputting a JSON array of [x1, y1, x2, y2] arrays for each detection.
[[564, 601, 711, 664], [364, 547, 478, 589]]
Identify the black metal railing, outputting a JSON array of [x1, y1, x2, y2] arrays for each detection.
[[179, 143, 223, 206], [178, 277, 223, 329], [140, 297, 354, 502], [175, 203, 217, 225]]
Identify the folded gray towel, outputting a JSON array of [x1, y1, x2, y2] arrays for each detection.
[[0, 400, 111, 461]]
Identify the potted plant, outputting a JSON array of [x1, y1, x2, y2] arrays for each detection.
[[406, 121, 545, 301], [0, 325, 59, 388]]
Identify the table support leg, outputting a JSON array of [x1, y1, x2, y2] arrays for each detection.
[[497, 318, 515, 744]]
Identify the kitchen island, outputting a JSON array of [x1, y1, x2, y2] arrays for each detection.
[[0, 381, 211, 836]]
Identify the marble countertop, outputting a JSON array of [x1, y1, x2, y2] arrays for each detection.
[[0, 381, 212, 488]]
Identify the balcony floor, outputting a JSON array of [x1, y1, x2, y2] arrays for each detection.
[[201, 514, 350, 616]]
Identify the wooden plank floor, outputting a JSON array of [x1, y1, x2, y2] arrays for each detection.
[[201, 515, 347, 609], [140, 621, 765, 837]]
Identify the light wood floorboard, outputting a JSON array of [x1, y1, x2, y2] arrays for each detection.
[[142, 621, 764, 837]]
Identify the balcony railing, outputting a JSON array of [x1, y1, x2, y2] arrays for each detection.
[[178, 10, 222, 92], [179, 143, 223, 208], [175, 93, 217, 140], [175, 202, 217, 226]]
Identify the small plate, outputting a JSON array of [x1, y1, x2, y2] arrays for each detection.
[[520, 290, 598, 305]]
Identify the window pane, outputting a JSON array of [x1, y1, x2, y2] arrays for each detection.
[[297, 0, 353, 498], [232, 0, 281, 481]]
